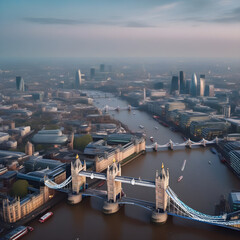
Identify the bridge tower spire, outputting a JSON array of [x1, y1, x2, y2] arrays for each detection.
[[68, 155, 86, 204], [152, 163, 169, 223], [103, 161, 122, 214]]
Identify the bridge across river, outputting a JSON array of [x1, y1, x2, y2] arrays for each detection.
[[145, 137, 220, 151], [44, 159, 240, 231]]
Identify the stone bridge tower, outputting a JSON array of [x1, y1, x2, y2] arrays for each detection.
[[152, 163, 169, 223], [103, 161, 122, 214], [68, 155, 86, 204]]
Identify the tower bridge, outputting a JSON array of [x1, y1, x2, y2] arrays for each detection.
[[44, 158, 240, 231], [145, 137, 220, 152]]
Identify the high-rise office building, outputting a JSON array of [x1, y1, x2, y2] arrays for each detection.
[[100, 64, 105, 72], [90, 68, 95, 79], [75, 69, 82, 88], [223, 105, 231, 118], [190, 73, 197, 97], [179, 71, 186, 94], [170, 76, 179, 94], [198, 74, 205, 96], [16, 76, 25, 91], [204, 84, 214, 97], [185, 80, 191, 94]]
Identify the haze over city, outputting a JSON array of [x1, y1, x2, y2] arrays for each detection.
[[1, 0, 240, 58]]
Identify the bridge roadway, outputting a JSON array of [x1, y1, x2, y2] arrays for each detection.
[[44, 172, 240, 230], [79, 171, 156, 188], [83, 188, 155, 211]]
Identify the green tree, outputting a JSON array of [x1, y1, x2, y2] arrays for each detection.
[[11, 180, 29, 198], [73, 134, 93, 151]]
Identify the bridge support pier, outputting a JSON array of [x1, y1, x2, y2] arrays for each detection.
[[68, 192, 82, 204], [151, 210, 168, 224], [102, 201, 119, 214]]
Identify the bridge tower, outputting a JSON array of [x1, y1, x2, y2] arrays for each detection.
[[186, 139, 192, 148], [168, 140, 173, 150], [153, 142, 158, 151], [152, 163, 169, 223], [68, 155, 86, 204], [103, 162, 122, 214], [202, 138, 206, 147]]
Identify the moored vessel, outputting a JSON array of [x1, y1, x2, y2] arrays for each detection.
[[3, 226, 33, 240], [39, 212, 53, 223]]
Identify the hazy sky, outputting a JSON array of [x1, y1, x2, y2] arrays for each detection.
[[0, 0, 240, 58]]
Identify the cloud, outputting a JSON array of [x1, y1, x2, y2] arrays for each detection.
[[211, 7, 240, 23], [23, 17, 83, 25], [173, 6, 240, 24], [23, 17, 155, 28]]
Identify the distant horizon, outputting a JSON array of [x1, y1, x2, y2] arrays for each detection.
[[0, 0, 240, 59]]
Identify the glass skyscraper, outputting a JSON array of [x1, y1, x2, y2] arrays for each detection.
[[16, 76, 25, 91], [179, 71, 186, 94], [75, 69, 82, 88], [190, 73, 197, 97]]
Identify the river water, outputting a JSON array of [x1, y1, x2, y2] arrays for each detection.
[[25, 92, 240, 240]]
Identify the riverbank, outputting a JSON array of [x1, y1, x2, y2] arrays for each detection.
[[0, 192, 66, 237]]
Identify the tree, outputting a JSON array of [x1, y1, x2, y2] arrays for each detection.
[[11, 180, 29, 198], [73, 134, 93, 151]]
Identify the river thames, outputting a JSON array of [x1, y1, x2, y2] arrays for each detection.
[[25, 92, 240, 240]]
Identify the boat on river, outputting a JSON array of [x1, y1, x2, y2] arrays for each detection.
[[139, 125, 144, 129], [150, 136, 154, 142], [39, 212, 53, 223], [178, 176, 183, 182], [181, 160, 186, 171], [4, 226, 33, 240], [210, 147, 217, 154]]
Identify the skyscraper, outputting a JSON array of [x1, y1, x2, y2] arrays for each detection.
[[185, 80, 191, 94], [198, 74, 205, 96], [100, 64, 105, 72], [190, 73, 197, 97], [179, 71, 186, 94], [16, 76, 25, 91], [90, 68, 95, 79], [75, 69, 82, 88], [170, 76, 179, 94], [204, 84, 214, 97]]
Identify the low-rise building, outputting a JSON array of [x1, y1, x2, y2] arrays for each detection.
[[9, 126, 31, 137], [84, 133, 145, 172], [0, 132, 9, 143], [1, 186, 50, 223], [179, 111, 210, 130], [31, 129, 68, 145], [229, 150, 240, 176], [229, 192, 240, 212]]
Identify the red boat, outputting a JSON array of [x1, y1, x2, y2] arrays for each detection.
[[97, 180, 105, 187], [178, 176, 183, 182], [39, 212, 53, 223], [4, 226, 33, 240]]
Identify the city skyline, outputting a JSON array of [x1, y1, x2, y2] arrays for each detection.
[[0, 0, 240, 59]]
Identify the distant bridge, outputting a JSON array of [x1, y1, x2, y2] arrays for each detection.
[[145, 137, 220, 151], [100, 105, 138, 112]]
